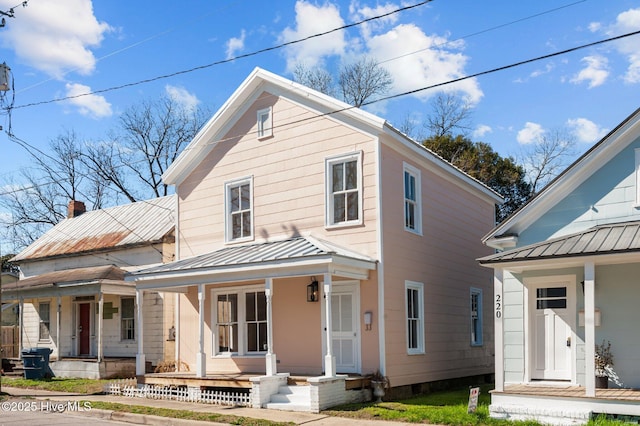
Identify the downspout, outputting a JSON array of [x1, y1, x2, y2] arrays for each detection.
[[375, 138, 386, 375]]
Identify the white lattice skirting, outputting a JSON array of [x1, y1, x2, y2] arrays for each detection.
[[106, 379, 251, 407]]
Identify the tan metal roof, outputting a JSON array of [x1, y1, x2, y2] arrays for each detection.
[[2, 265, 128, 291], [478, 220, 640, 264], [12, 195, 175, 262]]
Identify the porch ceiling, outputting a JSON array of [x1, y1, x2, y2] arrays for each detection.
[[129, 235, 377, 290], [479, 220, 640, 271]]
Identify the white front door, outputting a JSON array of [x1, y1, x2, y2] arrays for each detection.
[[530, 282, 574, 381], [325, 282, 360, 373]]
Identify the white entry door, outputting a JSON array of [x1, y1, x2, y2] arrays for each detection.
[[326, 283, 360, 373], [531, 283, 574, 381]]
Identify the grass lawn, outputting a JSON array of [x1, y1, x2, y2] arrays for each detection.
[[1, 377, 630, 425]]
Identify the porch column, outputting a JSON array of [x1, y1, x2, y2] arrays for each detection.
[[174, 293, 180, 372], [264, 278, 277, 375], [494, 269, 504, 392], [323, 273, 336, 377], [18, 297, 23, 353], [584, 261, 596, 397], [196, 284, 206, 378], [97, 292, 104, 362], [56, 296, 61, 360], [135, 289, 146, 376]]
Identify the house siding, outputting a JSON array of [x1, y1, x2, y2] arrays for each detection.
[[519, 137, 640, 247], [379, 141, 496, 387], [177, 92, 379, 260]]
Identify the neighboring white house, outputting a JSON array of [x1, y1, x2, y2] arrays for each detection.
[[4, 197, 176, 378], [480, 107, 640, 424]]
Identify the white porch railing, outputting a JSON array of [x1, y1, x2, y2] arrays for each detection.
[[105, 378, 251, 407]]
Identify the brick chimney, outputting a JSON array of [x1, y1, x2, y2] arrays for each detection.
[[67, 200, 86, 218]]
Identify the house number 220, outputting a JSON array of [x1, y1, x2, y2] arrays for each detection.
[[495, 294, 502, 318]]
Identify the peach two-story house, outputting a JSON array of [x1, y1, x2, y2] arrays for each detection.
[[129, 67, 502, 411]]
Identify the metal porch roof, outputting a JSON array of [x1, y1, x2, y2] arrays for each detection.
[[131, 235, 376, 277], [2, 265, 130, 292], [478, 220, 640, 264]]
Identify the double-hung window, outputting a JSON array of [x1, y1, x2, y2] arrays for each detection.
[[257, 107, 272, 139], [470, 288, 483, 346], [225, 177, 253, 242], [403, 162, 422, 234], [213, 288, 268, 355], [121, 297, 135, 340], [326, 152, 362, 226], [39, 302, 51, 340], [405, 281, 424, 354]]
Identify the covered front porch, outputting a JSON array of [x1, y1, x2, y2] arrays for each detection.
[[130, 236, 378, 411], [2, 265, 159, 379]]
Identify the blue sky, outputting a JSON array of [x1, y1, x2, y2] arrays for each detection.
[[0, 0, 639, 181]]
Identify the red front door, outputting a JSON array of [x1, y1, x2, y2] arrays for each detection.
[[79, 303, 91, 356]]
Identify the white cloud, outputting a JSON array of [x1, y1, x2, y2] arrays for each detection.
[[165, 85, 200, 113], [570, 55, 609, 88], [566, 117, 608, 144], [517, 122, 544, 145], [598, 7, 640, 83], [226, 29, 246, 60], [64, 83, 112, 118], [366, 24, 483, 104], [0, 0, 111, 79], [473, 124, 492, 139], [349, 1, 399, 40], [279, 1, 346, 72]]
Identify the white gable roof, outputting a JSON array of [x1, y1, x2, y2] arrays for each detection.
[[483, 107, 640, 248], [162, 67, 501, 204]]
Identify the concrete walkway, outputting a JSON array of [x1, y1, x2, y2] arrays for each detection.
[[2, 386, 412, 425]]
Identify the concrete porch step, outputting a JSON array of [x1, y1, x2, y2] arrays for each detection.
[[265, 385, 311, 412]]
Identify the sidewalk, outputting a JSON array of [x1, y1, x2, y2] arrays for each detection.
[[3, 386, 410, 425]]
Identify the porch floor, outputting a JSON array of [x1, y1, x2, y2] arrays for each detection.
[[140, 372, 371, 390], [501, 384, 640, 402]]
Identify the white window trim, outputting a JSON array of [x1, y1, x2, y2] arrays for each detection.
[[325, 151, 363, 228], [224, 176, 254, 243], [38, 301, 51, 341], [257, 107, 272, 139], [470, 287, 483, 347], [211, 285, 267, 357], [403, 162, 422, 235], [120, 296, 136, 342], [405, 280, 425, 355]]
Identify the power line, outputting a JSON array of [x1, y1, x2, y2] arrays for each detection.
[[2, 28, 639, 202], [9, 0, 434, 110]]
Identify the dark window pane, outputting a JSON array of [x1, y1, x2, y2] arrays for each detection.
[[346, 192, 358, 220], [246, 293, 256, 322], [334, 194, 345, 222], [537, 299, 567, 309], [537, 287, 566, 298], [332, 163, 344, 192], [345, 160, 357, 190], [247, 323, 257, 352], [257, 292, 267, 321], [240, 184, 250, 209], [259, 322, 268, 351]]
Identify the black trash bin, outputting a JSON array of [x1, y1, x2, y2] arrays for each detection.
[[21, 348, 53, 379]]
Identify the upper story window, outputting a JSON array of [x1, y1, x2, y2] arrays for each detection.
[[38, 302, 51, 341], [326, 152, 362, 227], [405, 281, 425, 354], [404, 162, 422, 234], [225, 177, 253, 242], [257, 107, 272, 139], [470, 288, 483, 346]]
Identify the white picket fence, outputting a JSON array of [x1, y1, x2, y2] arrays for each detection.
[[105, 378, 252, 407]]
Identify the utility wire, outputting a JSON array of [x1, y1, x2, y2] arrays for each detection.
[[2, 28, 639, 201], [10, 0, 433, 110]]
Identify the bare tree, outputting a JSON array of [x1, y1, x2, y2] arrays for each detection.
[[338, 56, 393, 107], [83, 95, 209, 201], [0, 130, 107, 248], [425, 92, 473, 138], [518, 129, 577, 194], [293, 64, 335, 97]]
